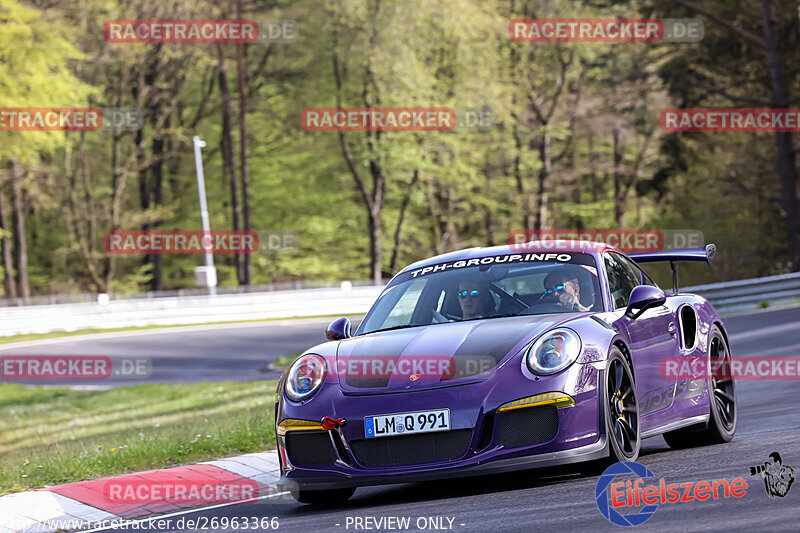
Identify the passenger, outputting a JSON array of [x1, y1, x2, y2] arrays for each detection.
[[543, 268, 590, 312]]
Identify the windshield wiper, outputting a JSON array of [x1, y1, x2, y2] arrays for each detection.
[[364, 323, 424, 335]]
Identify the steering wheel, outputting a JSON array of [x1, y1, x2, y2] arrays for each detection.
[[489, 284, 528, 311], [431, 308, 459, 323]]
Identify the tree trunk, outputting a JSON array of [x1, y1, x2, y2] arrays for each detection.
[[389, 170, 419, 272], [236, 0, 252, 285], [150, 126, 165, 291], [588, 132, 601, 202], [10, 160, 30, 303], [613, 128, 626, 227], [512, 118, 533, 230], [483, 164, 497, 245], [105, 117, 123, 291], [534, 132, 551, 230], [425, 180, 445, 255], [217, 42, 243, 284], [368, 205, 382, 282], [134, 110, 153, 289], [0, 187, 16, 300], [760, 0, 799, 270]]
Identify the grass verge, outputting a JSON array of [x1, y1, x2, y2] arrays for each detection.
[[0, 380, 278, 496], [266, 352, 302, 371]]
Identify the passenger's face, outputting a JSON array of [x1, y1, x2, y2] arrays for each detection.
[[546, 276, 580, 307], [458, 282, 489, 318]]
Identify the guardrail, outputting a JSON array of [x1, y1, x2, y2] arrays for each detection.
[[0, 273, 797, 337], [0, 279, 384, 308], [683, 272, 800, 314]]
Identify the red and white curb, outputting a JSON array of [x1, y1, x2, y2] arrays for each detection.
[[0, 450, 281, 533]]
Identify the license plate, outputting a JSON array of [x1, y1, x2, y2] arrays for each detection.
[[364, 409, 450, 438]]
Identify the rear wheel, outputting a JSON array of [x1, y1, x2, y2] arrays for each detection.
[[581, 348, 640, 474], [289, 487, 355, 506], [663, 325, 737, 449]]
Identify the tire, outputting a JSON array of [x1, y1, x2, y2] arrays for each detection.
[[581, 347, 640, 474], [289, 487, 355, 506], [663, 325, 736, 449]]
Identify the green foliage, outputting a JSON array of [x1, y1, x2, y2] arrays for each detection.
[[1, 0, 797, 297]]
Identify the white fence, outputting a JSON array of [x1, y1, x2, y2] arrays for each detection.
[[0, 285, 383, 336]]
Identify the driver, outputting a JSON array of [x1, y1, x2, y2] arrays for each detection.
[[457, 278, 495, 320], [543, 268, 590, 312]]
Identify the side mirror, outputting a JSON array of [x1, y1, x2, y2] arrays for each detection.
[[325, 317, 352, 340], [625, 285, 666, 320]]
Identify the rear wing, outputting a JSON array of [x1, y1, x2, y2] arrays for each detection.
[[628, 244, 716, 292]]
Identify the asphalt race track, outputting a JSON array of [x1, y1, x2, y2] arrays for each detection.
[[4, 307, 800, 531], [0, 317, 360, 387]]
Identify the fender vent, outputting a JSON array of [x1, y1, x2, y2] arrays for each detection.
[[679, 305, 698, 351]]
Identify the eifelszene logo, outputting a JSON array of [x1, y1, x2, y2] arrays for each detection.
[[749, 452, 795, 498], [595, 461, 748, 526]]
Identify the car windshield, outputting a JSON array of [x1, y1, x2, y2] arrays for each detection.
[[358, 252, 602, 335]]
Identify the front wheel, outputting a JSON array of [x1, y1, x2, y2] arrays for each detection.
[[663, 325, 737, 449], [289, 487, 355, 506], [581, 348, 640, 474]]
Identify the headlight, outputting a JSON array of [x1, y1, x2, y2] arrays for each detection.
[[526, 329, 581, 375], [285, 354, 326, 401]]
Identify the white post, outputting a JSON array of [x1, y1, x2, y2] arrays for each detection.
[[193, 136, 217, 296]]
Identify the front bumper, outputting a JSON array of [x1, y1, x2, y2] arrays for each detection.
[[276, 362, 607, 491]]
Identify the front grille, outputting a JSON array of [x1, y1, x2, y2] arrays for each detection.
[[350, 429, 472, 467], [498, 405, 559, 448], [285, 431, 336, 466]]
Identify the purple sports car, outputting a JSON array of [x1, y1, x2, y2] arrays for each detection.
[[275, 241, 737, 504]]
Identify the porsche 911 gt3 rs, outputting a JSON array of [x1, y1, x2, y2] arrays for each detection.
[[274, 240, 736, 504]]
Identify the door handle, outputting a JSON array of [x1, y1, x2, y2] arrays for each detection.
[[668, 322, 677, 337]]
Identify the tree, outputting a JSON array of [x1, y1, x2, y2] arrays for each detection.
[[0, 0, 97, 301], [669, 0, 799, 270]]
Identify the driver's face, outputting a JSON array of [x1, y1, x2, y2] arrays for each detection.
[[546, 276, 580, 307], [458, 282, 489, 319]]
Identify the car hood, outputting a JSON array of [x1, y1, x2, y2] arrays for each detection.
[[335, 314, 579, 394]]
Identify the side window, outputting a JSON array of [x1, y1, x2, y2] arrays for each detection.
[[604, 253, 641, 309]]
